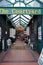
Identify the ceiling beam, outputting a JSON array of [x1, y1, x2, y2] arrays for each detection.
[[11, 17, 20, 23], [22, 15, 30, 20], [21, 17, 29, 23], [8, 15, 18, 20]]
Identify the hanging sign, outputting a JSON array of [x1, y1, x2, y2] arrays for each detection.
[[0, 8, 43, 14]]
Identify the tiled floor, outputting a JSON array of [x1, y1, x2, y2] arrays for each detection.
[[0, 63, 38, 65], [0, 51, 5, 60], [0, 39, 39, 65]]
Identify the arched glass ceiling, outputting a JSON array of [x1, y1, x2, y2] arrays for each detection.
[[7, 14, 32, 28], [0, 0, 13, 7], [12, 18, 20, 23], [12, 19, 20, 27], [29, 0, 40, 7], [0, 0, 43, 7], [22, 15, 32, 20], [8, 0, 15, 3], [39, 0, 43, 3], [11, 15, 19, 21], [14, 2, 25, 7], [21, 15, 29, 22], [8, 15, 17, 19]]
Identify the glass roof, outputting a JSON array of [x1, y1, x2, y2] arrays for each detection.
[[39, 0, 43, 3], [29, 0, 40, 7], [12, 20, 20, 27], [0, 0, 43, 7], [23, 15, 32, 19], [24, 0, 32, 4], [20, 19, 28, 24], [14, 2, 25, 7], [21, 15, 29, 22], [8, 0, 15, 3], [8, 15, 17, 18], [12, 18, 19, 23], [11, 15, 19, 21], [7, 14, 32, 28]]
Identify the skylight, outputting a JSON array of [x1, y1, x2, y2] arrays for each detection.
[[7, 0, 15, 3], [14, 2, 25, 7], [11, 15, 19, 21], [24, 0, 32, 4], [21, 15, 29, 22], [21, 19, 28, 24], [12, 19, 19, 23], [7, 14, 32, 28], [39, 0, 43, 3], [29, 0, 40, 7], [24, 15, 32, 19], [8, 15, 17, 19], [0, 0, 43, 7]]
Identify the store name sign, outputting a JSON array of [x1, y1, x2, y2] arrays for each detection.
[[0, 7, 43, 14]]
